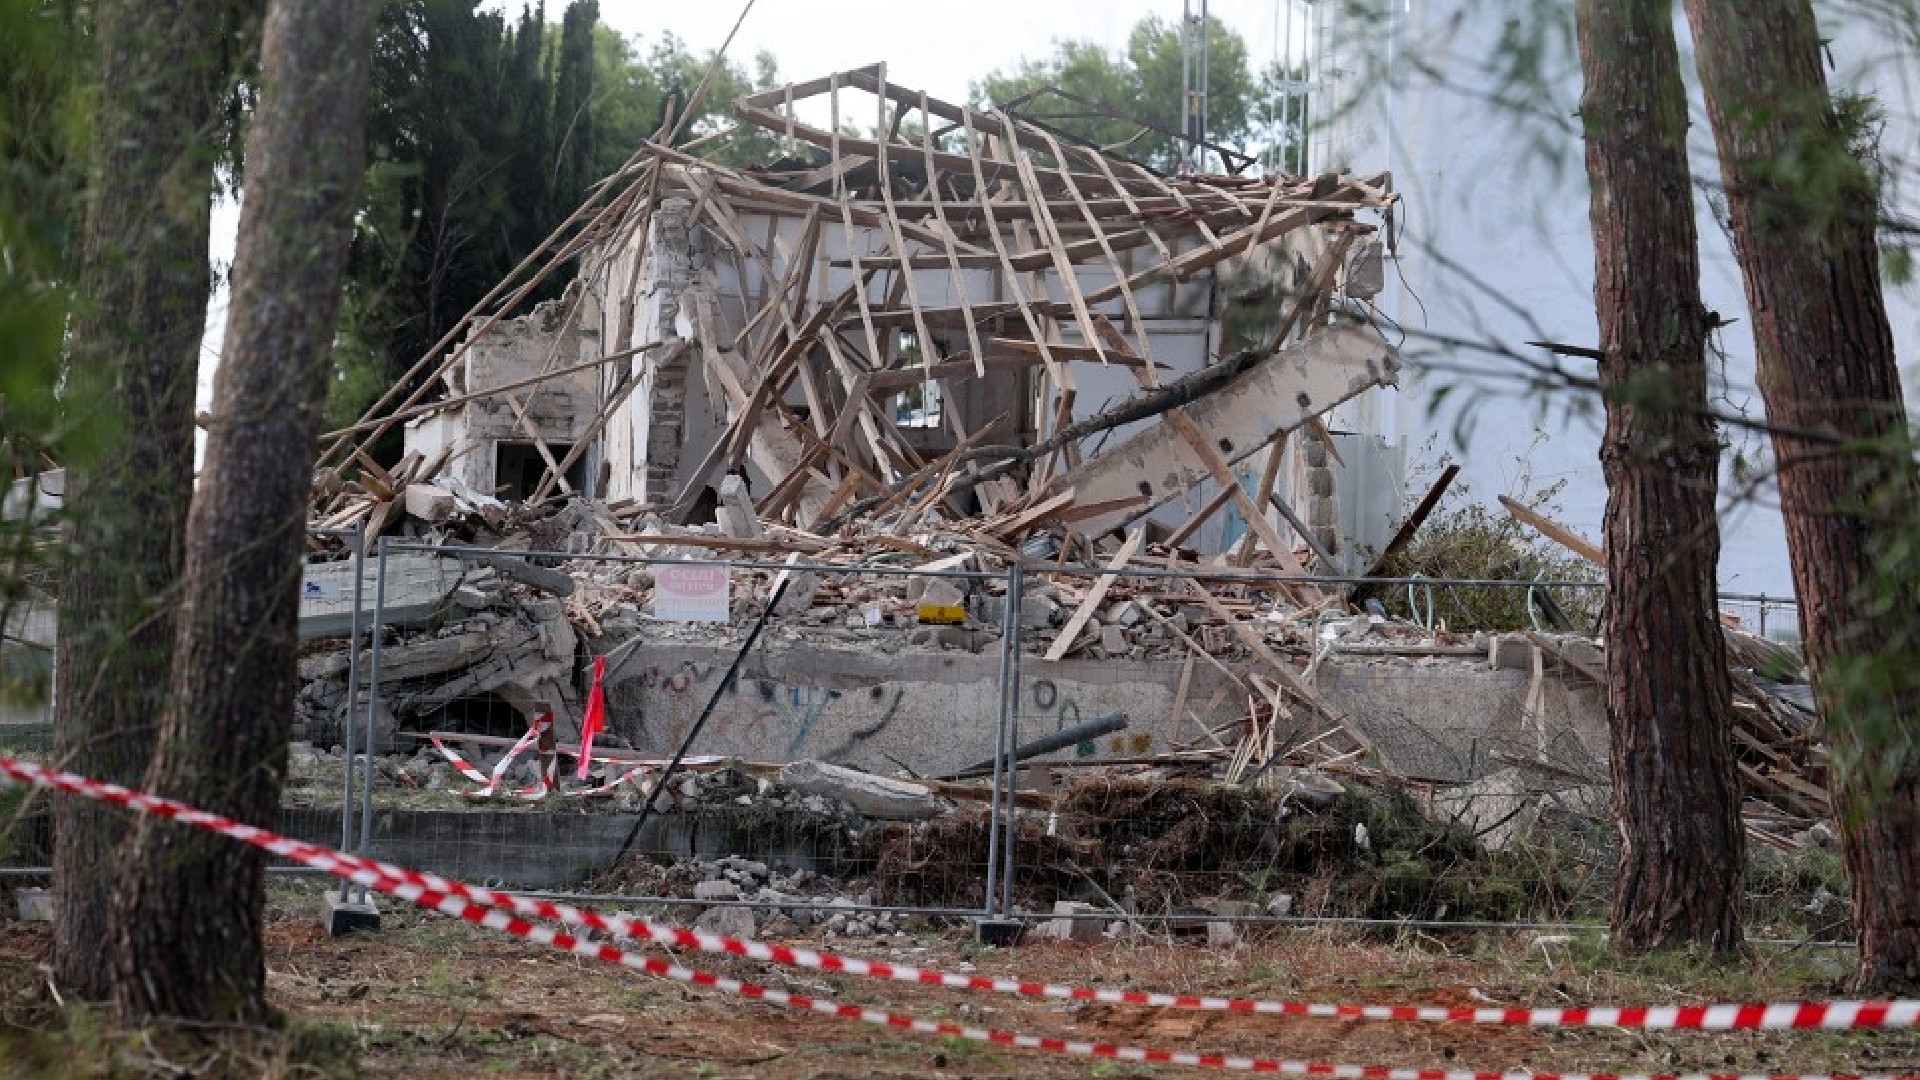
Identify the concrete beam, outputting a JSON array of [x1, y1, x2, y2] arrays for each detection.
[[1053, 323, 1399, 536]]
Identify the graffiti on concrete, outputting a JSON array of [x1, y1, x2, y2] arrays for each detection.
[[620, 664, 904, 758], [1030, 678, 1150, 758]]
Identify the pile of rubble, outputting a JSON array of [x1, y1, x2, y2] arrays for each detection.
[[600, 856, 913, 941], [291, 62, 1836, 870], [294, 473, 1831, 852]]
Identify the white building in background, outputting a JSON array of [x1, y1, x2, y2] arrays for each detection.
[[1313, 0, 1920, 598]]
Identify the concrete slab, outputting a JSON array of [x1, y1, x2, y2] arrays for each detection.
[[300, 554, 464, 641], [1315, 658, 1607, 783]]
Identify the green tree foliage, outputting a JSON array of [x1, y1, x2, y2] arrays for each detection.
[[0, 0, 91, 475], [587, 29, 781, 176], [973, 14, 1297, 173], [335, 0, 560, 432], [0, 0, 88, 716], [331, 3, 780, 432], [549, 0, 598, 208]]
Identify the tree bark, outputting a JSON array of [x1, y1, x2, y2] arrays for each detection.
[[110, 0, 379, 1022], [51, 0, 241, 1001], [1576, 0, 1746, 952], [1681, 0, 1920, 992]]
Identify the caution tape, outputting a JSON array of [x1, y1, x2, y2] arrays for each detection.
[[428, 715, 716, 799], [431, 713, 556, 799], [3, 753, 1917, 1080], [6, 751, 1915, 1032]]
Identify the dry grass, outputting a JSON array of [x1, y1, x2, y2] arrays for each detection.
[[2, 880, 1912, 1080]]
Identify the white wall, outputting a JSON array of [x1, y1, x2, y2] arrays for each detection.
[[1323, 0, 1920, 597]]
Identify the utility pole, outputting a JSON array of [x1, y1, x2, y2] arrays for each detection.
[[1182, 0, 1210, 172]]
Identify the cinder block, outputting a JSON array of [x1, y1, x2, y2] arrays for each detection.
[[323, 890, 381, 936], [13, 888, 51, 923], [973, 917, 1025, 947]]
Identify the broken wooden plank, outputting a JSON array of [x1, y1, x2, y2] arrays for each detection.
[[986, 489, 1077, 540], [1499, 494, 1604, 566], [1043, 528, 1144, 662], [1351, 464, 1460, 601]]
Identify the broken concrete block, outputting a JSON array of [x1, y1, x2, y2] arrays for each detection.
[[14, 888, 51, 923], [1024, 594, 1059, 629], [1488, 635, 1533, 671], [695, 905, 756, 941], [693, 879, 741, 901], [451, 585, 492, 610], [714, 474, 763, 539], [778, 760, 945, 820], [914, 577, 964, 609], [403, 483, 457, 523], [1099, 623, 1129, 656], [1206, 921, 1240, 946], [770, 568, 818, 615], [1040, 901, 1105, 944]]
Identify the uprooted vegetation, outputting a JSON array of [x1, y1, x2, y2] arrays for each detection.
[[861, 775, 1585, 922], [1370, 457, 1603, 633]]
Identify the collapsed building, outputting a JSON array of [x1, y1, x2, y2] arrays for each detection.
[[292, 67, 1829, 871], [391, 66, 1402, 556]]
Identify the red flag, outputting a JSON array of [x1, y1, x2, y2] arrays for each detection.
[[576, 655, 607, 781]]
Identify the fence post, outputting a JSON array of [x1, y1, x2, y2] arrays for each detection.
[[336, 521, 367, 902], [998, 560, 1024, 918], [984, 564, 1018, 916], [353, 536, 391, 901]]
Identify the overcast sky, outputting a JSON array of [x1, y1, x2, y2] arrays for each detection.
[[591, 0, 1310, 104]]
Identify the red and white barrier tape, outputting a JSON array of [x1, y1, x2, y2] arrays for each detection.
[[431, 714, 555, 799], [7, 751, 1915, 1032], [429, 716, 720, 799], [3, 753, 1916, 1080]]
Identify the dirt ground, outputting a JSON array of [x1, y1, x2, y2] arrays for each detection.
[[2, 880, 1914, 1080]]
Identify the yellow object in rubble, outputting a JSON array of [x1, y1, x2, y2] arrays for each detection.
[[915, 603, 966, 625]]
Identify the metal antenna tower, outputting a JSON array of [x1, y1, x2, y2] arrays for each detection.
[[1181, 0, 1210, 172]]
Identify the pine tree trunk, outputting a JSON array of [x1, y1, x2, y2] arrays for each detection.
[[50, 0, 239, 1001], [109, 0, 378, 1022], [1576, 0, 1746, 952], [1681, 0, 1920, 992]]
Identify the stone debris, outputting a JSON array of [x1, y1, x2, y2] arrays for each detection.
[[777, 759, 947, 821], [288, 497, 1830, 848], [1030, 900, 1105, 944]]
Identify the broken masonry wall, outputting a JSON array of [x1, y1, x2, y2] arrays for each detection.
[[1317, 658, 1608, 784], [598, 195, 697, 509], [401, 303, 601, 497], [584, 170, 1396, 547], [600, 634, 1606, 783], [604, 637, 1244, 778]]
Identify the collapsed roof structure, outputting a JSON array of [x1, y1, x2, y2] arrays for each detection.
[[316, 65, 1402, 566], [289, 67, 1834, 852]]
